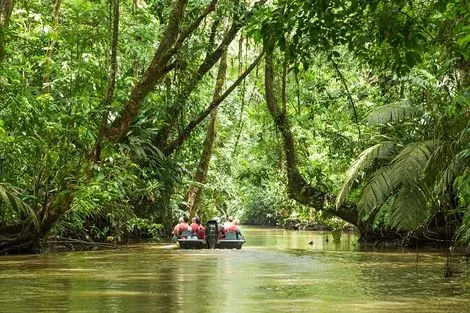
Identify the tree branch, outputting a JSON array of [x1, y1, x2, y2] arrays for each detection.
[[154, 1, 267, 149], [328, 53, 361, 140], [104, 0, 188, 142], [164, 51, 265, 155], [264, 47, 360, 226], [170, 0, 218, 57]]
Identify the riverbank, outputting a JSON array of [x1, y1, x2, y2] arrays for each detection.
[[282, 219, 359, 234]]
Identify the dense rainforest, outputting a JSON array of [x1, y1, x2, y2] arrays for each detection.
[[0, 0, 469, 254]]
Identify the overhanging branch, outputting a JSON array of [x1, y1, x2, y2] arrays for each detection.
[[264, 47, 360, 226], [164, 51, 265, 155]]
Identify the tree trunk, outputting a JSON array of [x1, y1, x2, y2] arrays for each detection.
[[264, 47, 361, 228], [154, 0, 267, 152], [104, 0, 189, 141], [0, 190, 72, 254], [105, 0, 220, 143], [132, 0, 140, 78], [164, 51, 264, 155], [0, 0, 14, 61], [186, 50, 227, 216]]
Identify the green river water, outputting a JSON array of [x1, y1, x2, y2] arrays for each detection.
[[0, 227, 469, 313]]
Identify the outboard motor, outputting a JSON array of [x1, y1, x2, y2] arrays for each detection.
[[205, 220, 219, 249]]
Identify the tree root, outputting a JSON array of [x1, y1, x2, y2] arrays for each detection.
[[42, 237, 120, 251]]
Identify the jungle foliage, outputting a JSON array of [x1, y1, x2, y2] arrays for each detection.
[[0, 0, 468, 253]]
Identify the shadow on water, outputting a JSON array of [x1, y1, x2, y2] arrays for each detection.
[[0, 226, 468, 313]]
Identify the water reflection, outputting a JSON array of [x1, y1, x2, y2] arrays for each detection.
[[0, 227, 468, 313]]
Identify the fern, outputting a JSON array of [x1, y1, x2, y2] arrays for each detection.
[[365, 100, 419, 125], [336, 141, 396, 208]]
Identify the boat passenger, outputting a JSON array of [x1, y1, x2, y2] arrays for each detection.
[[194, 216, 206, 239], [234, 218, 244, 240], [190, 217, 198, 235], [224, 216, 243, 239], [224, 216, 236, 232], [177, 216, 191, 238], [214, 216, 225, 239], [172, 217, 184, 239]]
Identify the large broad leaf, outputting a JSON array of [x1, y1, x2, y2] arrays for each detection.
[[387, 185, 429, 231], [436, 124, 470, 192], [364, 100, 419, 125], [437, 151, 468, 193], [359, 166, 396, 217], [336, 141, 396, 208], [358, 141, 436, 228], [390, 141, 437, 187]]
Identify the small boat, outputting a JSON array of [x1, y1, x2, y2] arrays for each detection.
[[176, 236, 207, 249], [176, 220, 245, 249]]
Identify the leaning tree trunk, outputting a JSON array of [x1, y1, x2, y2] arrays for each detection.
[[0, 0, 192, 254], [186, 50, 227, 216], [264, 47, 362, 229], [104, 0, 224, 142]]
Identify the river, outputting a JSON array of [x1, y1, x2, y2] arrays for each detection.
[[0, 226, 468, 313]]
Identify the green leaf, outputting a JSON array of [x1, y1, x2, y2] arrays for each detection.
[[336, 141, 396, 208], [365, 100, 419, 125], [388, 185, 429, 230]]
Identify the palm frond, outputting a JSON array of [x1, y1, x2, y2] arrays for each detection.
[[359, 166, 396, 216], [365, 100, 419, 125], [0, 183, 39, 230], [390, 141, 437, 186], [387, 185, 429, 230], [336, 141, 396, 208], [408, 70, 439, 90], [437, 151, 469, 193]]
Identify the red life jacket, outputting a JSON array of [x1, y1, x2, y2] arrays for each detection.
[[178, 223, 190, 235], [196, 226, 206, 239], [224, 224, 238, 233], [190, 223, 199, 233]]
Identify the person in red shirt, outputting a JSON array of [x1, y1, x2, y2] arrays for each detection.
[[190, 217, 198, 234], [178, 216, 190, 238], [224, 216, 237, 233], [194, 216, 206, 239], [172, 217, 184, 240], [172, 216, 190, 239], [224, 216, 243, 239]]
